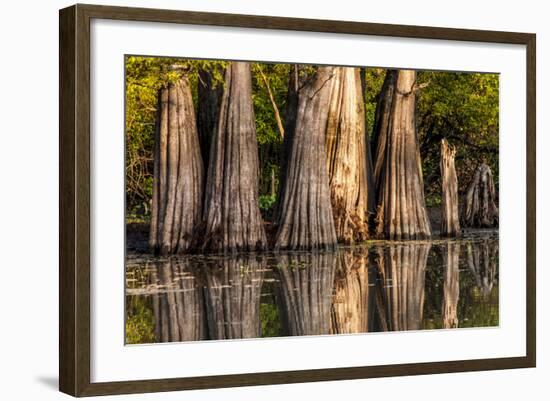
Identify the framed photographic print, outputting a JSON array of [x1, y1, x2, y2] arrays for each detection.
[[59, 3, 536, 397]]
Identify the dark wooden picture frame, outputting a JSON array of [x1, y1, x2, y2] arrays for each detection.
[[59, 3, 536, 397]]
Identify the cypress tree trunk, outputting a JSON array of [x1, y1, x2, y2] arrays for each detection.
[[149, 77, 204, 255], [440, 139, 460, 236], [463, 163, 499, 228], [330, 249, 373, 334], [442, 243, 460, 329], [372, 70, 397, 189], [276, 252, 337, 336], [466, 240, 498, 298], [325, 67, 375, 243], [149, 259, 206, 342], [275, 67, 337, 250], [374, 70, 431, 240], [197, 68, 223, 168], [203, 255, 265, 339], [374, 243, 430, 331], [202, 62, 267, 252]]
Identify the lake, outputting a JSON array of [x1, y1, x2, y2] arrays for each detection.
[[125, 232, 498, 344]]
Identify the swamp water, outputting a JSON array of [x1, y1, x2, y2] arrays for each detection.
[[125, 233, 498, 344]]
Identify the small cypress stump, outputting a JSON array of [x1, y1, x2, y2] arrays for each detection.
[[149, 77, 204, 255], [463, 163, 499, 227], [440, 139, 460, 236]]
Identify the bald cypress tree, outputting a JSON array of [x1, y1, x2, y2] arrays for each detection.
[[275, 67, 337, 250], [149, 77, 204, 255], [373, 70, 431, 240], [202, 62, 267, 253], [325, 67, 375, 243]]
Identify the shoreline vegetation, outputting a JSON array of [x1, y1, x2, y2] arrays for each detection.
[[125, 58, 499, 256]]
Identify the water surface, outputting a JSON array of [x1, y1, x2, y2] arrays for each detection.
[[125, 234, 498, 344]]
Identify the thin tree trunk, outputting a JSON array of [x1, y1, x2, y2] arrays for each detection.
[[276, 252, 337, 336], [462, 163, 499, 228], [442, 242, 460, 329], [149, 77, 204, 254], [150, 259, 206, 342], [202, 62, 267, 253], [440, 139, 460, 236], [203, 255, 265, 339], [275, 67, 337, 250], [374, 70, 432, 240], [374, 243, 431, 331], [325, 67, 374, 243], [257, 65, 285, 138], [197, 68, 223, 168]]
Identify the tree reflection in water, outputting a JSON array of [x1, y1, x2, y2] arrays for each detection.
[[374, 243, 431, 331], [275, 252, 337, 336], [203, 255, 265, 340], [125, 237, 499, 344], [442, 243, 460, 329], [149, 258, 207, 342]]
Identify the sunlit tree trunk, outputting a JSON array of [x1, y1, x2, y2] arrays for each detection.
[[463, 163, 499, 228], [197, 68, 223, 168], [374, 70, 432, 240], [276, 252, 337, 335], [202, 62, 267, 252], [149, 77, 204, 255], [275, 67, 337, 250], [442, 243, 460, 329], [325, 67, 375, 243], [149, 259, 206, 342], [374, 243, 431, 331], [203, 255, 265, 339], [330, 249, 373, 334], [440, 139, 460, 236]]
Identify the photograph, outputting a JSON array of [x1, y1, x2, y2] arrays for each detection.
[[124, 57, 499, 344]]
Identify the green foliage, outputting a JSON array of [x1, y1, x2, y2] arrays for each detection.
[[125, 296, 155, 344], [416, 71, 499, 199], [125, 56, 226, 218], [260, 298, 283, 337], [259, 194, 277, 211], [125, 58, 499, 221]]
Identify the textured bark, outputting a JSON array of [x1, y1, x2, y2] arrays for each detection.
[[330, 249, 373, 334], [275, 67, 337, 250], [463, 163, 499, 228], [466, 240, 498, 298], [276, 252, 337, 336], [197, 68, 223, 167], [325, 67, 375, 243], [442, 243, 460, 329], [440, 139, 460, 236], [149, 77, 204, 254], [372, 70, 397, 189], [149, 259, 206, 342], [203, 255, 265, 339], [374, 70, 432, 239], [374, 243, 431, 331], [202, 62, 267, 252]]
